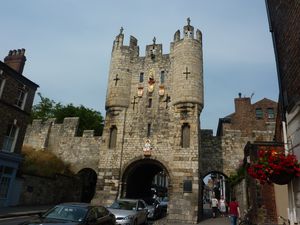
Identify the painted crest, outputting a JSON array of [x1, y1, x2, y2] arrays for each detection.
[[147, 68, 155, 93], [143, 139, 152, 157], [148, 85, 154, 93], [159, 85, 165, 96]]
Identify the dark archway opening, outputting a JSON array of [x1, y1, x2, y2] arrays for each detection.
[[123, 159, 169, 201], [77, 168, 97, 203]]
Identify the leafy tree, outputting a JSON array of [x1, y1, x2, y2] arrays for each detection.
[[31, 93, 57, 121], [31, 93, 104, 136]]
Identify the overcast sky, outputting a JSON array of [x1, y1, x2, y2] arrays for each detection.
[[0, 0, 278, 133]]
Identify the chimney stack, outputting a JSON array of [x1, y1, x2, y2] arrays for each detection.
[[234, 93, 251, 114], [4, 48, 26, 74]]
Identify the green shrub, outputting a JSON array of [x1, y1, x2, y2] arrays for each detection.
[[20, 145, 74, 177], [228, 165, 246, 187]]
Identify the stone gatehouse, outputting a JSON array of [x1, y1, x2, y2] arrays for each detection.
[[24, 19, 276, 223]]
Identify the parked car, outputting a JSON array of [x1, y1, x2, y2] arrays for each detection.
[[19, 202, 116, 225], [108, 198, 148, 225], [144, 198, 162, 220]]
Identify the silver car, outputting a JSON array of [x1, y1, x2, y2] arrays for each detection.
[[108, 198, 148, 225]]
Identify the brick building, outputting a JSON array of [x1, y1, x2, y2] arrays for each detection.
[[266, 0, 300, 223], [216, 94, 279, 223], [217, 93, 277, 137], [0, 49, 38, 206]]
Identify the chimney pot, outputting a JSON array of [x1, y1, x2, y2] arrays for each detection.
[[4, 48, 27, 74]]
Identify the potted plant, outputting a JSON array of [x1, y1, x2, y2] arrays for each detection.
[[247, 148, 300, 185]]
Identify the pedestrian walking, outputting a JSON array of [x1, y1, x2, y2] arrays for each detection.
[[219, 196, 227, 217], [228, 197, 240, 225], [211, 196, 218, 218]]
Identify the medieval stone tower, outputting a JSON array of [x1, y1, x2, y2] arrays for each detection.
[[93, 19, 203, 223]]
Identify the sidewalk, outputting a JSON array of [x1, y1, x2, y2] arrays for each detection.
[[198, 217, 230, 225], [154, 216, 230, 225], [0, 205, 51, 218]]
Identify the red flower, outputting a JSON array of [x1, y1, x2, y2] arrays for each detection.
[[247, 148, 300, 184]]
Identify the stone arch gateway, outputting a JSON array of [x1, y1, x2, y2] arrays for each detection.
[[92, 19, 204, 223], [120, 158, 170, 199]]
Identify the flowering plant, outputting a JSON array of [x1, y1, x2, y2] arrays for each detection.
[[247, 149, 300, 184]]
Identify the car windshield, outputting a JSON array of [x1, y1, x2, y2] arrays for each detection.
[[110, 200, 137, 210], [43, 205, 88, 222]]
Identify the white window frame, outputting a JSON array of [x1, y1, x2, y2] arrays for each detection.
[[0, 77, 6, 98], [15, 86, 28, 110], [2, 121, 19, 153]]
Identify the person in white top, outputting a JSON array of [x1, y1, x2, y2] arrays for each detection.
[[211, 196, 218, 218], [219, 196, 227, 217]]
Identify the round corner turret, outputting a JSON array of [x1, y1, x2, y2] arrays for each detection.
[[171, 18, 204, 109]]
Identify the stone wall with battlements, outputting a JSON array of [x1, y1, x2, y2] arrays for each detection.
[[24, 117, 101, 173], [200, 130, 223, 176]]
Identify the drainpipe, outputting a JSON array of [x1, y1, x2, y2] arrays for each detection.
[[265, 1, 297, 223], [116, 108, 127, 199]]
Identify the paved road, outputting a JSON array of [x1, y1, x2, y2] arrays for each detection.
[[0, 215, 33, 225], [0, 215, 229, 225]]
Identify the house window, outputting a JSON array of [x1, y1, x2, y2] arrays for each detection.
[[160, 71, 165, 84], [148, 98, 152, 108], [267, 108, 275, 119], [255, 108, 263, 119], [0, 176, 11, 199], [108, 126, 117, 149], [183, 180, 192, 193], [139, 72, 144, 83], [0, 166, 14, 200], [0, 76, 5, 98], [15, 85, 27, 109], [147, 123, 151, 137], [181, 123, 190, 148], [2, 122, 19, 152]]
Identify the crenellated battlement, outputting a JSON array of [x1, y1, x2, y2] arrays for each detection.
[[24, 117, 102, 149], [24, 117, 102, 173], [111, 18, 202, 60]]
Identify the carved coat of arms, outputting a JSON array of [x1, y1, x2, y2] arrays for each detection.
[[143, 139, 153, 156]]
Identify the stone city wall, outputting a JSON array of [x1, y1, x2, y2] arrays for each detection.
[[222, 129, 275, 176], [24, 117, 101, 173], [200, 129, 223, 176], [18, 174, 82, 205]]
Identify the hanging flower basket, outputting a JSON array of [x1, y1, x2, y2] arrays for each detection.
[[247, 148, 300, 185], [268, 170, 295, 185]]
